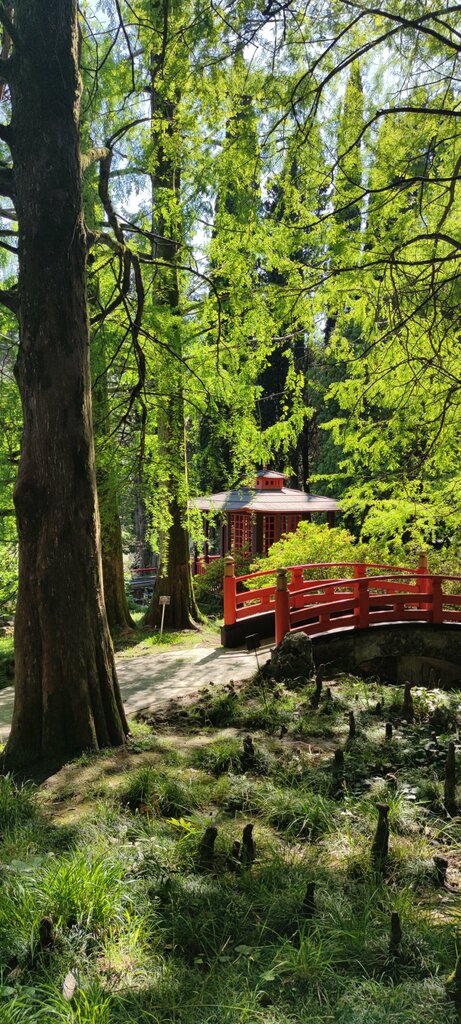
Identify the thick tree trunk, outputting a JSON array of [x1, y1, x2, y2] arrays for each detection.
[[133, 483, 154, 569], [4, 0, 128, 769], [143, 70, 199, 631], [92, 343, 134, 634], [99, 480, 134, 634], [144, 494, 199, 630]]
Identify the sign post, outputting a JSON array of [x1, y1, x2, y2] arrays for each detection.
[[159, 595, 171, 636]]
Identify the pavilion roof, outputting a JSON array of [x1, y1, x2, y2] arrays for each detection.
[[190, 486, 340, 515]]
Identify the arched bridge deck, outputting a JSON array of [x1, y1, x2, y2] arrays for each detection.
[[221, 555, 461, 653]]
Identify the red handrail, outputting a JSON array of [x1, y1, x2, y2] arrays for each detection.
[[236, 560, 415, 584], [222, 556, 461, 642]]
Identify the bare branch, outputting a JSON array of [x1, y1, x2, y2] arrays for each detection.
[[0, 284, 17, 314]]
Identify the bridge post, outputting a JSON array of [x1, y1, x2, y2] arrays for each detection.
[[416, 551, 431, 615], [275, 568, 291, 644], [431, 577, 443, 624], [354, 564, 366, 627], [290, 566, 304, 592], [357, 579, 369, 629], [223, 554, 237, 626]]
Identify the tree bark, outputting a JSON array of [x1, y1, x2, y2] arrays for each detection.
[[143, 60, 199, 631], [4, 0, 128, 770], [92, 341, 134, 634], [99, 471, 135, 634]]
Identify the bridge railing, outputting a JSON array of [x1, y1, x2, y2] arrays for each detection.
[[222, 554, 461, 642], [193, 554, 221, 577], [275, 569, 461, 643], [223, 557, 424, 626]]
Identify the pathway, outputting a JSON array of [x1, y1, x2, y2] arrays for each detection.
[[0, 641, 273, 744]]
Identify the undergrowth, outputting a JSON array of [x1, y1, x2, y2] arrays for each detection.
[[0, 673, 460, 1023]]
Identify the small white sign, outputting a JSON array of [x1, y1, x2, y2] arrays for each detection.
[[159, 595, 171, 606]]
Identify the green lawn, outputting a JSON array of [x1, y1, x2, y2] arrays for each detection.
[[0, 671, 459, 1023], [114, 616, 221, 659]]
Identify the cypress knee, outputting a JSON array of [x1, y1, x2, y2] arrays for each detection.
[[311, 666, 323, 708], [402, 682, 414, 723], [389, 911, 402, 955], [444, 741, 457, 816], [227, 840, 241, 871], [333, 748, 344, 768], [199, 825, 218, 870], [38, 916, 54, 951], [371, 803, 389, 870], [241, 823, 255, 867], [243, 735, 255, 767], [302, 881, 316, 919], [433, 855, 448, 888]]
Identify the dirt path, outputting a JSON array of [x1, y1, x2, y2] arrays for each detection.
[[0, 640, 273, 744]]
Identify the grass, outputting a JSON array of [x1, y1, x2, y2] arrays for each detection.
[[0, 672, 460, 1023], [114, 617, 221, 658]]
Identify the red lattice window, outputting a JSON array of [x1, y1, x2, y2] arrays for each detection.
[[281, 514, 302, 536], [230, 513, 252, 554], [263, 514, 276, 554]]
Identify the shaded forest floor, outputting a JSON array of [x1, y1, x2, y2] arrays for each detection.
[[0, 671, 460, 1022]]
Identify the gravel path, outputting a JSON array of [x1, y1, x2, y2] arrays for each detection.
[[0, 641, 273, 743]]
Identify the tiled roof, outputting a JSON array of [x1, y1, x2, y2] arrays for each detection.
[[190, 487, 340, 514], [256, 469, 285, 478]]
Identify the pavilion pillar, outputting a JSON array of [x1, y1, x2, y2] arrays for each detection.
[[251, 515, 257, 557], [227, 512, 233, 552], [327, 512, 335, 529], [203, 516, 209, 562], [220, 520, 226, 556], [255, 513, 264, 556], [275, 513, 282, 543]]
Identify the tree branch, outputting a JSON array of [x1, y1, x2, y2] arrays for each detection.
[[0, 165, 14, 198], [81, 146, 110, 172], [0, 284, 17, 314], [0, 3, 18, 49]]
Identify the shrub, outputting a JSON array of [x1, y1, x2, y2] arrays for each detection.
[[193, 552, 253, 610], [250, 522, 409, 581]]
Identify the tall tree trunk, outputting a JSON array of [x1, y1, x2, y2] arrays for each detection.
[[100, 490, 134, 633], [4, 0, 128, 770], [92, 342, 134, 634], [134, 483, 154, 569], [144, 66, 199, 630]]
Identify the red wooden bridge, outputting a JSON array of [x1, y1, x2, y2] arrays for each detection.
[[222, 553, 461, 646]]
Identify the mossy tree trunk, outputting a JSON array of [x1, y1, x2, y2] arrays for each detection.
[[92, 341, 134, 634], [4, 0, 128, 770], [143, 69, 199, 631]]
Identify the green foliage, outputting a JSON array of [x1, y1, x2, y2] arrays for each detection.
[[0, 774, 35, 830], [193, 553, 253, 612], [251, 521, 407, 578]]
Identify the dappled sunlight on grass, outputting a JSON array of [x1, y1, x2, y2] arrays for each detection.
[[0, 672, 460, 1022]]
